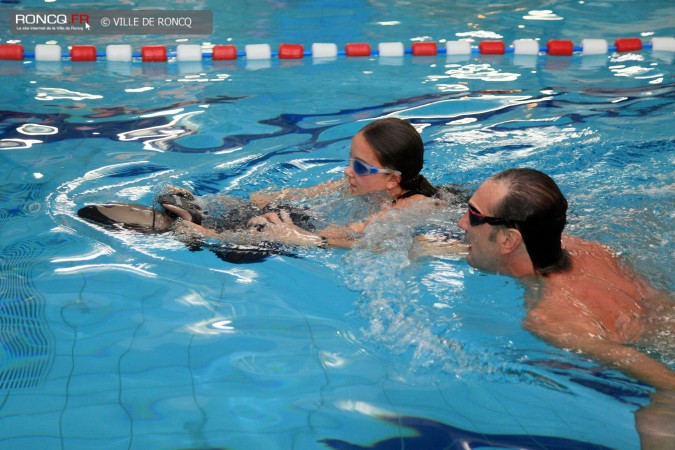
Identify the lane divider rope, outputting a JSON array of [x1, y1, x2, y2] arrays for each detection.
[[0, 37, 673, 62]]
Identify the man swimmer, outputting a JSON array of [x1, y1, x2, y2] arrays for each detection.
[[457, 168, 674, 449]]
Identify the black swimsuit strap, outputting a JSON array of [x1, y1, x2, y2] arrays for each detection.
[[395, 189, 427, 203]]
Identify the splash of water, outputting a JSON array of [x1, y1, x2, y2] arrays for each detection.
[[340, 202, 481, 377]]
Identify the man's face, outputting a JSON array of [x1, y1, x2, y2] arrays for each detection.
[[457, 179, 508, 273]]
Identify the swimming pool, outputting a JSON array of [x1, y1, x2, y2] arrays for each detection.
[[1, 0, 673, 449]]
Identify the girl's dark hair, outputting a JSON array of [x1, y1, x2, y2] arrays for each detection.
[[491, 168, 571, 275], [360, 118, 438, 197]]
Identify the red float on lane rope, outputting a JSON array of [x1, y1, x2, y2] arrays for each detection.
[[212, 44, 237, 60], [279, 44, 304, 59], [547, 40, 574, 56], [615, 38, 642, 52], [345, 43, 371, 57], [141, 45, 167, 62], [71, 45, 97, 62], [479, 40, 505, 54], [0, 44, 24, 60], [412, 42, 438, 56]]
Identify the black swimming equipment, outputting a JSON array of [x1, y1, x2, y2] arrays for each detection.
[[77, 203, 166, 234], [157, 192, 206, 225], [395, 189, 425, 202], [77, 201, 314, 264]]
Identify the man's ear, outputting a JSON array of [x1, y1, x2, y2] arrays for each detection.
[[499, 228, 523, 255]]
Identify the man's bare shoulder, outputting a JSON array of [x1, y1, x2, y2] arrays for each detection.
[[562, 234, 658, 297], [562, 234, 615, 259], [526, 234, 663, 343], [522, 293, 604, 349]]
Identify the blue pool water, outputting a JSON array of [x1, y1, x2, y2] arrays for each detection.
[[1, 1, 674, 449]]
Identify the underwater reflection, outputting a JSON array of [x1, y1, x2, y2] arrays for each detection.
[[321, 415, 614, 449]]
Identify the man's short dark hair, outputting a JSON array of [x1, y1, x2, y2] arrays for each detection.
[[491, 168, 570, 275]]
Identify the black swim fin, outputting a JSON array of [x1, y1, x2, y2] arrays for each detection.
[[205, 242, 298, 264], [158, 193, 206, 225], [77, 203, 167, 233]]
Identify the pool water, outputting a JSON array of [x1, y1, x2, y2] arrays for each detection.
[[1, 1, 673, 449]]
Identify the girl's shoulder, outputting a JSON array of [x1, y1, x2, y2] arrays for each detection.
[[390, 193, 440, 214]]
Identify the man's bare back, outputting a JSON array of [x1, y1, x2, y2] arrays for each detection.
[[523, 235, 675, 391]]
